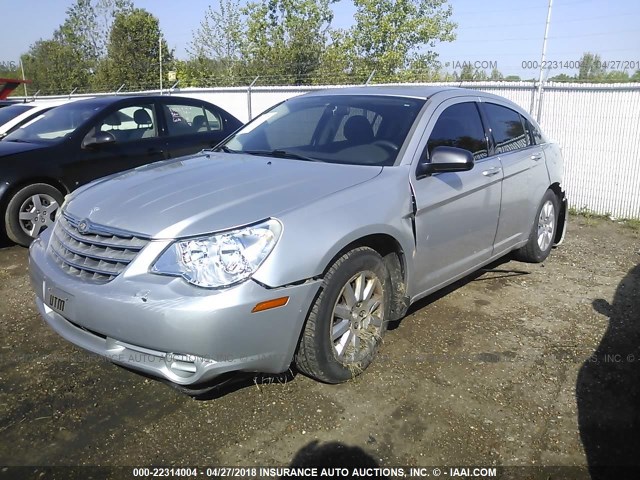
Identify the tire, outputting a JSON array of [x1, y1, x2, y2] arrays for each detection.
[[4, 183, 64, 247], [514, 189, 559, 263], [295, 247, 391, 383]]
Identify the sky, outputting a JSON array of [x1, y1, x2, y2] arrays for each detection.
[[0, 0, 639, 80]]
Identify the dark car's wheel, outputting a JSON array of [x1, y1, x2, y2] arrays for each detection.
[[5, 183, 64, 247], [295, 247, 391, 383], [515, 189, 559, 263]]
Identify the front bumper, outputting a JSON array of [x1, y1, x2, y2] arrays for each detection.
[[29, 230, 321, 385]]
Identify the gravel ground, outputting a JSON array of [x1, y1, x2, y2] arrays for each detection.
[[0, 215, 638, 479]]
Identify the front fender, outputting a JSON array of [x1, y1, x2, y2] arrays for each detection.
[[252, 167, 415, 288]]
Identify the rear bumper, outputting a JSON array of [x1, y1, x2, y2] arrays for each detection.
[[29, 230, 321, 385]]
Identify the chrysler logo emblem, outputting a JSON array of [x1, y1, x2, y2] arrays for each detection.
[[77, 220, 90, 234]]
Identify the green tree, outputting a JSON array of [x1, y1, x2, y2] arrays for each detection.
[[55, 0, 133, 90], [578, 52, 605, 82], [455, 64, 488, 81], [458, 63, 474, 80], [95, 8, 174, 91], [632, 70, 640, 82], [242, 0, 335, 85], [188, 0, 245, 84], [549, 73, 574, 82], [21, 40, 89, 95], [489, 68, 504, 81], [330, 0, 456, 82], [604, 70, 630, 83], [504, 75, 522, 82]]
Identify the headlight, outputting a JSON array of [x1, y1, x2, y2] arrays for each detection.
[[151, 219, 282, 288]]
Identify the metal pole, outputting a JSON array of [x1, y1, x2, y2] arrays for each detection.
[[159, 36, 163, 94], [535, 0, 553, 122], [20, 59, 28, 97], [68, 87, 78, 99], [247, 76, 259, 121], [365, 70, 376, 85], [529, 81, 537, 115], [116, 84, 125, 95]]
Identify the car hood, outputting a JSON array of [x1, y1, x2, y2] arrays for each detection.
[[0, 140, 46, 157], [64, 152, 383, 238]]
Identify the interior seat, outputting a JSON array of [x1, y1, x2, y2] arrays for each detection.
[[343, 115, 374, 145]]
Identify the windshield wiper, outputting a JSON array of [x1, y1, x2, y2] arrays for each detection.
[[242, 149, 324, 162], [213, 145, 241, 153]]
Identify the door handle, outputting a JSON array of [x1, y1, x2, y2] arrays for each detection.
[[482, 167, 502, 177], [147, 148, 165, 155], [531, 153, 543, 161]]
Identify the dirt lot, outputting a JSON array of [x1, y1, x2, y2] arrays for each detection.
[[0, 215, 638, 478]]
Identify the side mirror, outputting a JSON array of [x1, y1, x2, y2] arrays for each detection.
[[417, 146, 475, 177], [83, 131, 116, 149]]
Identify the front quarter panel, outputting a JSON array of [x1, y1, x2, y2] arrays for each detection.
[[543, 142, 564, 186], [252, 166, 415, 288]]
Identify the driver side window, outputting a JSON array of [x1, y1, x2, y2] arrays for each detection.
[[427, 102, 488, 160]]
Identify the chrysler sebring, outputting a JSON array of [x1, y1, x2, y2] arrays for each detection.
[[29, 86, 567, 391]]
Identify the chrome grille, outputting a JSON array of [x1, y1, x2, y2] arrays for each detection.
[[48, 214, 150, 283]]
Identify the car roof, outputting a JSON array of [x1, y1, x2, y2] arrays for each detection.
[[301, 85, 453, 99], [58, 95, 205, 108], [301, 85, 528, 116]]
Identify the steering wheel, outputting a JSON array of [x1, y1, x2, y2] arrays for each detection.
[[372, 140, 399, 152]]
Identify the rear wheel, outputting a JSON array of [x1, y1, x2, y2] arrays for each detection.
[[5, 183, 64, 247], [295, 247, 391, 383], [515, 189, 559, 263]]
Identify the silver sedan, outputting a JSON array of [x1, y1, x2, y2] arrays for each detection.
[[29, 86, 567, 390]]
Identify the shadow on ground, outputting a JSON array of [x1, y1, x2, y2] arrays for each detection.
[[285, 440, 387, 478], [391, 255, 529, 330], [577, 263, 640, 479]]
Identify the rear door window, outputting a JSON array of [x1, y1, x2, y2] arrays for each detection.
[[484, 103, 529, 154], [163, 103, 223, 136]]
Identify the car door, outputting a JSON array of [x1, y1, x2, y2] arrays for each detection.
[[479, 101, 548, 255], [409, 99, 503, 297], [160, 99, 236, 158], [68, 100, 168, 187]]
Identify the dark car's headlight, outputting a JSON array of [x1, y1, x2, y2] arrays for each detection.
[[151, 219, 281, 288]]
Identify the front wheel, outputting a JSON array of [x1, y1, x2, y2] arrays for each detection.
[[295, 247, 391, 383], [515, 189, 559, 263], [4, 183, 64, 247]]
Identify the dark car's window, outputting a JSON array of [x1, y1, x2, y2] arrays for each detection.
[[0, 104, 33, 126], [4, 102, 101, 144], [163, 103, 223, 136], [427, 102, 488, 160], [484, 103, 529, 154], [87, 104, 158, 143], [221, 95, 425, 166]]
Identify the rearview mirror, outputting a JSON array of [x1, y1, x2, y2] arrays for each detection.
[[417, 146, 475, 177], [83, 131, 116, 149]]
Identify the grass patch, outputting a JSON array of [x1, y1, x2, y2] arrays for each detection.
[[569, 206, 640, 231], [621, 218, 640, 231]]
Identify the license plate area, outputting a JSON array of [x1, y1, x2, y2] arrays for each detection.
[[45, 284, 74, 317]]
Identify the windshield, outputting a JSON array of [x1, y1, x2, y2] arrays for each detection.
[[3, 102, 102, 144], [220, 95, 425, 166], [0, 105, 33, 126]]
